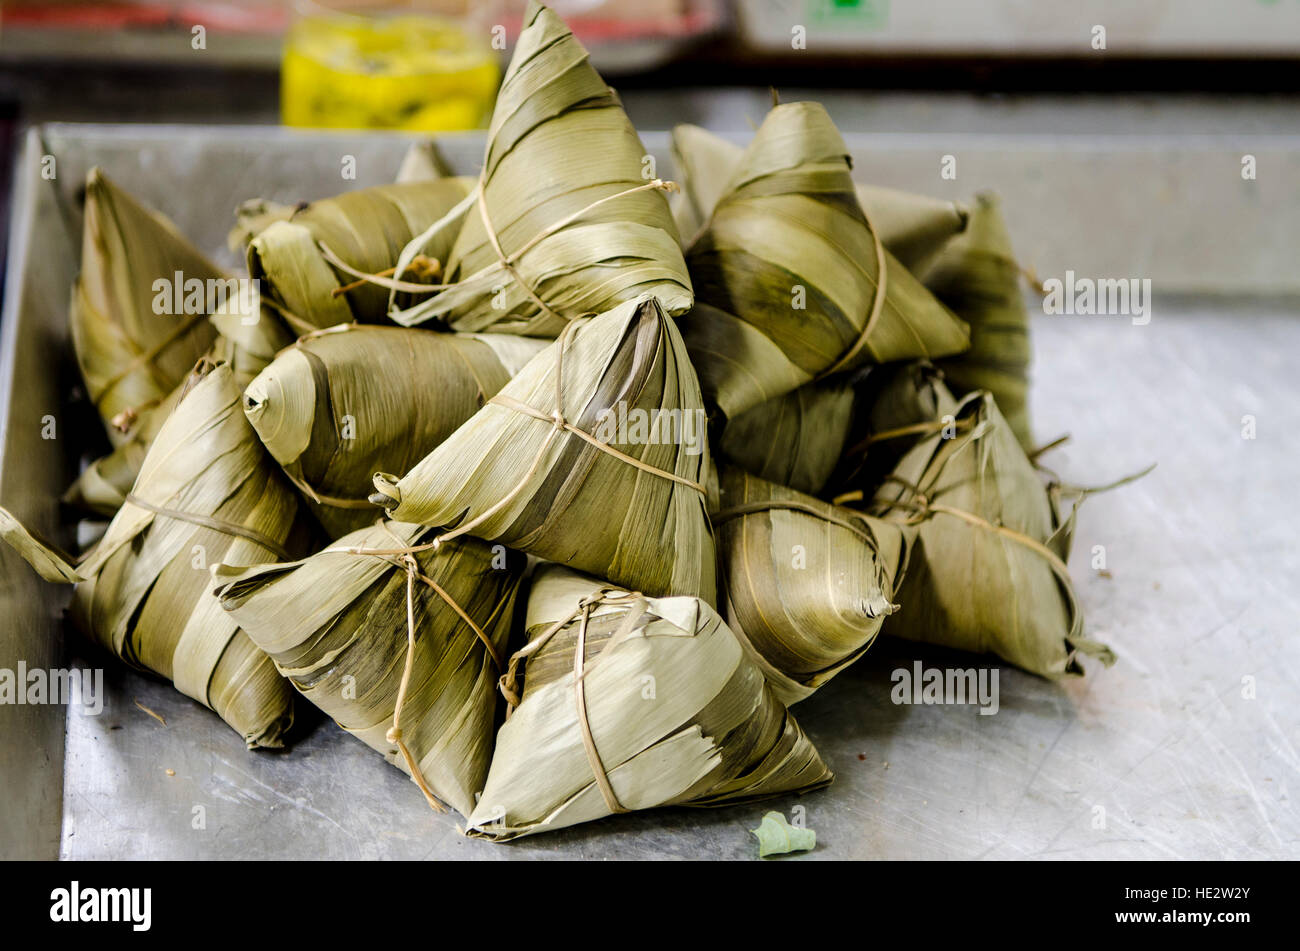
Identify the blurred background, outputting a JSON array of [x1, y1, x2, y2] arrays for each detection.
[[5, 2, 1300, 123], [1, 0, 1299, 292]]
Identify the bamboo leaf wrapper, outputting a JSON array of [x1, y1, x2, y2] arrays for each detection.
[[465, 564, 832, 840]]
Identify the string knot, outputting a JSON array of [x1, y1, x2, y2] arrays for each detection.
[[386, 726, 402, 743], [499, 674, 522, 709]]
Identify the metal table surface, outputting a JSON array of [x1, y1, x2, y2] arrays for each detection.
[[57, 302, 1300, 860]]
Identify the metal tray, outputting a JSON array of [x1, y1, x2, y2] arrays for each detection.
[[2, 124, 1296, 860]]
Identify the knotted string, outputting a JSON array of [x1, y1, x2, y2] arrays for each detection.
[[321, 177, 679, 326], [387, 551, 445, 813], [498, 587, 646, 816], [109, 402, 153, 435], [371, 310, 706, 547], [474, 183, 565, 326], [474, 177, 679, 326], [488, 394, 709, 495], [859, 471, 1101, 655], [317, 242, 446, 296], [874, 473, 1073, 574], [838, 413, 978, 469], [571, 596, 626, 815], [328, 254, 441, 298], [318, 521, 504, 815], [442, 316, 707, 545]]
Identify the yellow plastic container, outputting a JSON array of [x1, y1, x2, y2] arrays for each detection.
[[282, 6, 500, 131]]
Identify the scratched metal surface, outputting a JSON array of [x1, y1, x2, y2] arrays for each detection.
[[4, 125, 1296, 860]]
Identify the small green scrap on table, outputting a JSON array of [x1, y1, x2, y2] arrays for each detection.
[[752, 812, 817, 857]]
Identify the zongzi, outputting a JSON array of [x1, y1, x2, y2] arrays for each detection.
[[246, 179, 474, 335], [716, 467, 912, 704], [866, 391, 1112, 678], [72, 168, 221, 445], [242, 324, 546, 536], [388, 0, 692, 336], [671, 122, 969, 272], [372, 296, 717, 604], [682, 101, 970, 422], [215, 521, 525, 818], [928, 192, 1034, 450], [0, 362, 305, 747], [464, 564, 833, 840], [64, 328, 271, 517]]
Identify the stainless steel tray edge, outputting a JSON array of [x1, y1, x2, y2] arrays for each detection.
[[0, 129, 78, 861]]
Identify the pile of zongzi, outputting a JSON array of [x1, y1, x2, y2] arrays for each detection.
[[0, 0, 1144, 849]]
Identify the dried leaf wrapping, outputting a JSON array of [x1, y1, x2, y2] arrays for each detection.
[[828, 360, 958, 498], [669, 123, 744, 242], [682, 101, 970, 422], [71, 168, 221, 444], [853, 183, 968, 277], [225, 141, 450, 251], [928, 192, 1034, 449], [464, 564, 832, 840], [64, 330, 270, 517], [390, 0, 692, 336], [0, 364, 304, 747], [718, 379, 855, 495], [228, 198, 299, 252], [63, 382, 183, 518], [869, 391, 1113, 678], [215, 522, 526, 818], [372, 296, 717, 604], [395, 140, 452, 184], [716, 467, 912, 704], [671, 122, 969, 272], [246, 179, 474, 335], [243, 325, 546, 536]]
